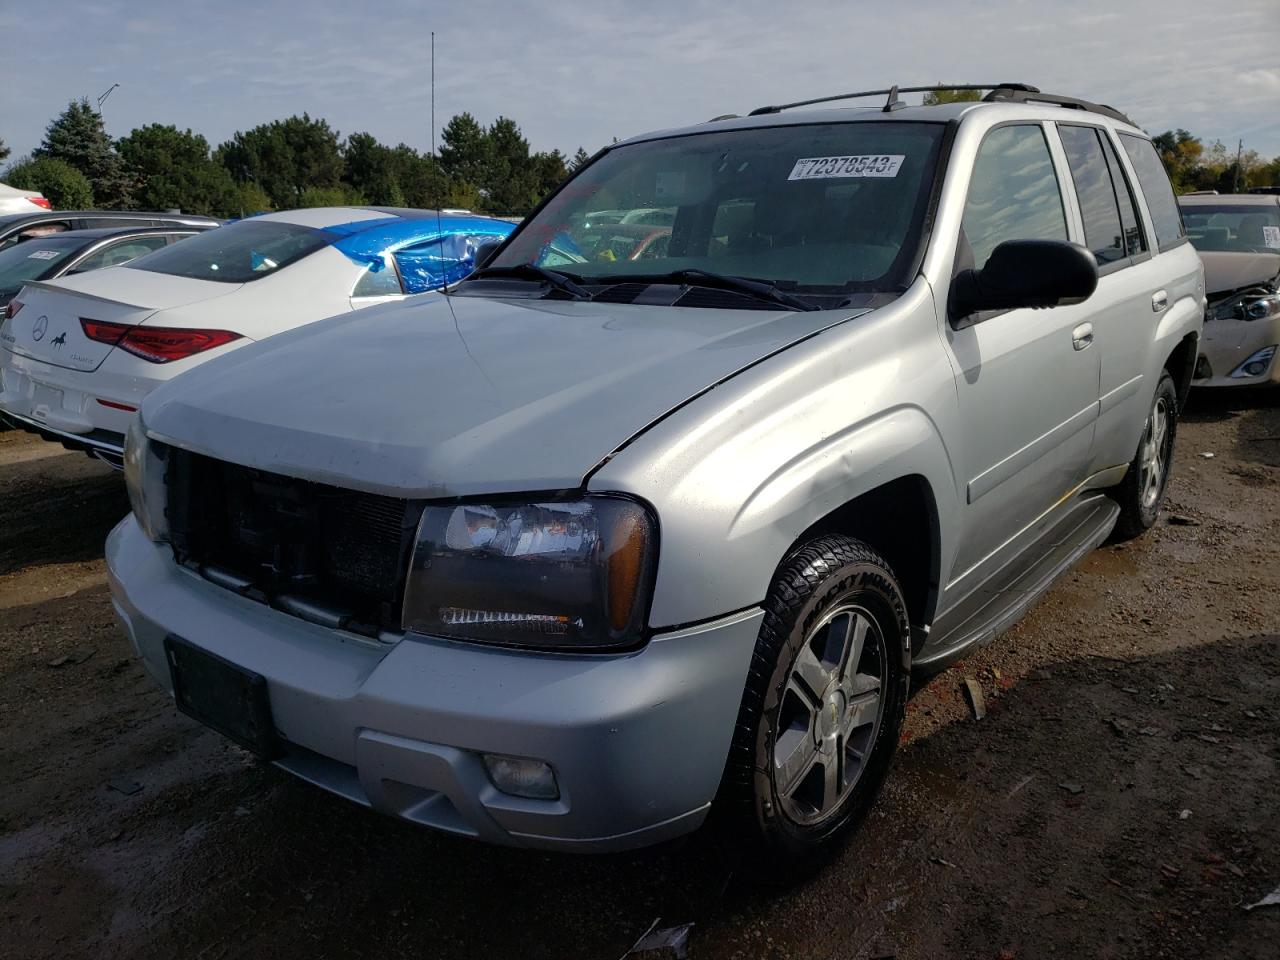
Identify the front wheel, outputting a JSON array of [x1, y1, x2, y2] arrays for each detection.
[[1112, 371, 1179, 540], [717, 536, 910, 867]]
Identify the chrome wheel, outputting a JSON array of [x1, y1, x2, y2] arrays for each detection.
[[772, 604, 887, 826], [1139, 394, 1172, 511]]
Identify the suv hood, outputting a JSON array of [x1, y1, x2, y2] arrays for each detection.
[[1199, 250, 1280, 298], [144, 292, 868, 497]]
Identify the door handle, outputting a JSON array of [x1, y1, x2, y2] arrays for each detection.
[[1152, 290, 1169, 312], [1072, 322, 1094, 351]]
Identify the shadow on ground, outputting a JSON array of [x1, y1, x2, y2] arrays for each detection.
[[5, 630, 1276, 960]]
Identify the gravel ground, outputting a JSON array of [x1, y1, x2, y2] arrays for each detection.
[[1, 390, 1277, 960]]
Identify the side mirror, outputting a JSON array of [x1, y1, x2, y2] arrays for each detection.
[[472, 239, 502, 271], [950, 239, 1098, 323]]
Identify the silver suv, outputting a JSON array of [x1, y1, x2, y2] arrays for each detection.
[[109, 84, 1203, 863]]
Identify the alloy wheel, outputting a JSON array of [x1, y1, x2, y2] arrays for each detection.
[[1139, 395, 1172, 511], [772, 604, 888, 826]]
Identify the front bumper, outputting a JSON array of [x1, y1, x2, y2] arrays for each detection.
[[106, 516, 762, 852], [1192, 314, 1280, 388]]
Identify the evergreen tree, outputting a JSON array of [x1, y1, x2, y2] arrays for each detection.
[[216, 114, 344, 208], [438, 113, 491, 189], [0, 137, 10, 165], [569, 147, 591, 171], [117, 124, 237, 216], [34, 98, 133, 207]]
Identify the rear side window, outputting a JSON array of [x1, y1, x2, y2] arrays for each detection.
[[352, 257, 404, 297], [126, 220, 331, 283], [68, 235, 169, 274], [1119, 134, 1185, 250], [962, 125, 1068, 267], [1101, 135, 1147, 258], [1059, 126, 1127, 265]]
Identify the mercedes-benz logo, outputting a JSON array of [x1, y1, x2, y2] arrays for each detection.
[[32, 315, 48, 342]]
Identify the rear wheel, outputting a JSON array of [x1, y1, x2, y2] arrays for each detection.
[[717, 536, 910, 867], [1112, 371, 1178, 540]]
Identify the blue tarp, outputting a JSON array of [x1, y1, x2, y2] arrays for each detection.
[[327, 215, 515, 293]]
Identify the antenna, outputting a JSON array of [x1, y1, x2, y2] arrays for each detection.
[[432, 31, 449, 296]]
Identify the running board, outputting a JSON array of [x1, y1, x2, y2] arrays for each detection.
[[914, 494, 1119, 675]]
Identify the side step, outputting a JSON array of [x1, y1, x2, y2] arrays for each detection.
[[914, 494, 1120, 675]]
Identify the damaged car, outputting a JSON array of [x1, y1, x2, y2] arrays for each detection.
[[1180, 193, 1280, 387], [108, 84, 1202, 863]]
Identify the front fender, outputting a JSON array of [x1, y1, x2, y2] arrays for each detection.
[[592, 281, 961, 628]]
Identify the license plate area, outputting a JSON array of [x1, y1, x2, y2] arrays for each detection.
[[30, 381, 63, 422], [165, 635, 281, 759]]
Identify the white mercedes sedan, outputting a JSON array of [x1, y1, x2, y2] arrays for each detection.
[[0, 206, 514, 464]]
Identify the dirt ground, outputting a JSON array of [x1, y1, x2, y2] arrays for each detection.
[[1, 390, 1278, 960]]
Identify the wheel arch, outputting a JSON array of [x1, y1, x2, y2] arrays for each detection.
[[1164, 331, 1198, 409], [775, 474, 942, 653]]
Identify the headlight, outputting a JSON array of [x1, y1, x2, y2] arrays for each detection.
[[1244, 295, 1280, 321], [403, 495, 657, 650], [123, 416, 169, 542]]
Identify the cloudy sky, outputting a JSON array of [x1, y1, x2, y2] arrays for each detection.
[[2, 0, 1278, 164]]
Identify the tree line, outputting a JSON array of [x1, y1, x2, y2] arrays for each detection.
[[0, 97, 593, 217], [2, 96, 1278, 219]]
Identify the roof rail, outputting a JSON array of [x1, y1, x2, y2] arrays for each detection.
[[981, 87, 1137, 127], [747, 83, 1038, 116]]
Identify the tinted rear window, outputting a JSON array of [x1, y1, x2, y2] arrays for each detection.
[[1119, 135, 1185, 250], [126, 220, 331, 283]]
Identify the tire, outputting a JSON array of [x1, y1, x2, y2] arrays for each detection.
[[716, 535, 911, 868], [1112, 371, 1178, 541]]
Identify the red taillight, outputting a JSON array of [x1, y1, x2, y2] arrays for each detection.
[[80, 318, 130, 345], [79, 318, 241, 363], [27, 197, 52, 210], [4, 300, 23, 321]]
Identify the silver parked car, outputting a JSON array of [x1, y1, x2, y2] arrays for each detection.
[[108, 84, 1202, 864]]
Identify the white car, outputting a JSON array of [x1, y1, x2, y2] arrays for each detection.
[[0, 182, 51, 215], [0, 206, 514, 464]]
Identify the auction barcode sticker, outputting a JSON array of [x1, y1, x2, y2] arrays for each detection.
[[1263, 225, 1280, 249], [788, 155, 905, 180], [26, 249, 60, 260]]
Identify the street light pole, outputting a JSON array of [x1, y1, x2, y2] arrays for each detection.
[[96, 83, 120, 113]]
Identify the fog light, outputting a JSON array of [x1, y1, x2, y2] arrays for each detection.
[[482, 753, 559, 800], [1230, 345, 1276, 379]]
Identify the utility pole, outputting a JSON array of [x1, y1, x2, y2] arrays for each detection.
[[1234, 139, 1243, 193]]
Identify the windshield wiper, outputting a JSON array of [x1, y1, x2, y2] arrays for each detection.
[[600, 269, 819, 312], [464, 263, 593, 300]]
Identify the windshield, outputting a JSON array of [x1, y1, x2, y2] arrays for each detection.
[[0, 236, 82, 299], [1182, 204, 1280, 254], [490, 121, 945, 295], [126, 219, 332, 283]]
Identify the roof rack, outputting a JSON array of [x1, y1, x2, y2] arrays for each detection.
[[748, 83, 1038, 116], [746, 83, 1137, 128], [980, 87, 1137, 127]]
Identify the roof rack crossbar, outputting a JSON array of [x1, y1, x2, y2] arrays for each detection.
[[980, 88, 1137, 127], [748, 83, 1038, 116]]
